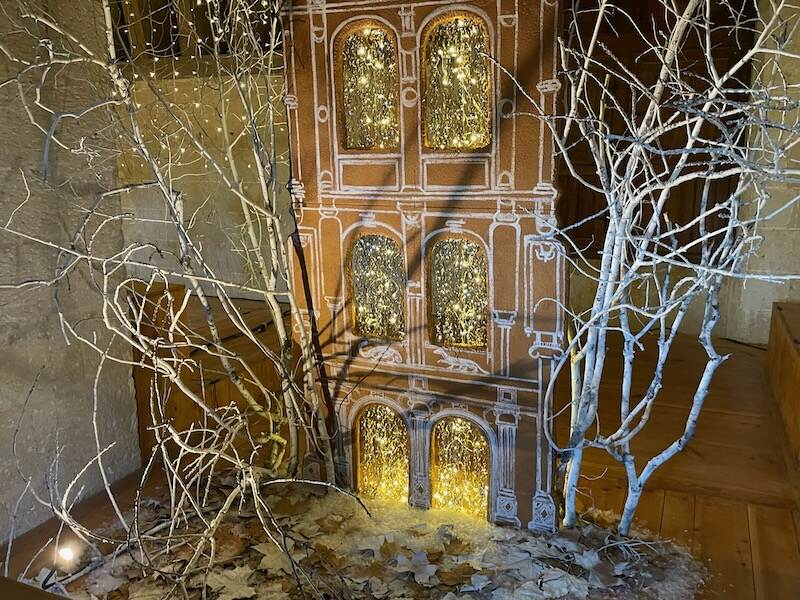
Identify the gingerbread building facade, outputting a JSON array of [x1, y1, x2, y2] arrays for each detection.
[[282, 0, 564, 530]]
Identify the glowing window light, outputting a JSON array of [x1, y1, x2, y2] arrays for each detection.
[[339, 22, 400, 150], [422, 14, 491, 150], [429, 237, 488, 348], [431, 416, 489, 517], [357, 404, 409, 502], [350, 234, 406, 341]]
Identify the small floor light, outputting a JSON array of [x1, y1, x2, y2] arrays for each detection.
[[57, 546, 75, 562]]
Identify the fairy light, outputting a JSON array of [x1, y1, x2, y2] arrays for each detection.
[[423, 15, 491, 150], [350, 235, 405, 341], [430, 238, 488, 348], [431, 417, 489, 517], [340, 23, 399, 150], [357, 405, 409, 502]]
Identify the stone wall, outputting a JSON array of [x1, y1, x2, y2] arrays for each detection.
[[714, 0, 800, 344], [0, 1, 140, 540]]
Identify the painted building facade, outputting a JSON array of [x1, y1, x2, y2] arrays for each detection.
[[282, 0, 564, 530]]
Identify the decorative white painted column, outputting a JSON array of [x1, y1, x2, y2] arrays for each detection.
[[493, 408, 521, 526], [408, 409, 431, 509], [489, 210, 520, 376], [529, 358, 557, 533], [492, 311, 516, 377]]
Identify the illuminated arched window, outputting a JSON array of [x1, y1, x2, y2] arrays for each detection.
[[350, 234, 406, 340], [422, 13, 491, 150], [431, 416, 489, 517], [338, 22, 400, 150], [357, 404, 409, 502], [429, 237, 488, 348]]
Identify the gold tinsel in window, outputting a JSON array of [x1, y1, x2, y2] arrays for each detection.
[[423, 14, 491, 150], [429, 238, 488, 348], [431, 416, 489, 517], [340, 23, 400, 150], [357, 404, 409, 502], [351, 234, 406, 341]]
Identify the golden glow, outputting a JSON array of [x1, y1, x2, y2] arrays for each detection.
[[429, 238, 488, 348], [339, 23, 400, 150], [431, 416, 489, 517], [357, 404, 409, 502], [350, 234, 406, 341], [422, 14, 491, 150]]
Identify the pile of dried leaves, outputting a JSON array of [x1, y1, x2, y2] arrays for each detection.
[[63, 481, 703, 600]]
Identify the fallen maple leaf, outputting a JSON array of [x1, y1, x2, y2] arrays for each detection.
[[212, 524, 247, 562], [206, 566, 256, 600], [253, 541, 292, 574], [394, 550, 439, 585]]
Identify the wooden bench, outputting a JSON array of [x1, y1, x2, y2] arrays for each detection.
[[767, 302, 800, 466]]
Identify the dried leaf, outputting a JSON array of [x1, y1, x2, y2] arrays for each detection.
[[437, 561, 476, 586], [443, 536, 472, 555], [613, 561, 631, 576], [127, 581, 168, 600], [350, 561, 387, 580], [394, 550, 439, 585], [206, 566, 257, 600], [380, 538, 402, 560], [255, 580, 291, 599], [368, 577, 390, 598], [460, 573, 490, 592], [537, 567, 589, 599], [295, 520, 321, 539], [213, 524, 247, 562], [315, 513, 345, 534], [406, 523, 430, 537], [253, 542, 292, 574], [310, 543, 348, 570], [574, 548, 601, 571]]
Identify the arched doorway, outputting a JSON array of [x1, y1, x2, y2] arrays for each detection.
[[356, 404, 410, 502], [430, 415, 490, 517]]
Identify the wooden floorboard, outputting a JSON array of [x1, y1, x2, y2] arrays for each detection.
[[693, 497, 754, 600], [632, 489, 665, 536], [747, 504, 800, 600], [660, 491, 695, 550]]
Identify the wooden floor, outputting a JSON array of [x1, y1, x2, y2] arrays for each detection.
[[3, 334, 799, 598], [556, 334, 800, 599]]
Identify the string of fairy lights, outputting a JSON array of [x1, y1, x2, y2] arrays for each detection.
[[357, 405, 410, 502], [341, 16, 491, 516], [431, 416, 490, 517], [429, 238, 489, 349], [423, 15, 491, 150], [350, 235, 488, 348], [112, 0, 287, 178], [341, 24, 400, 150], [340, 14, 490, 151], [350, 235, 406, 341], [357, 406, 490, 519]]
